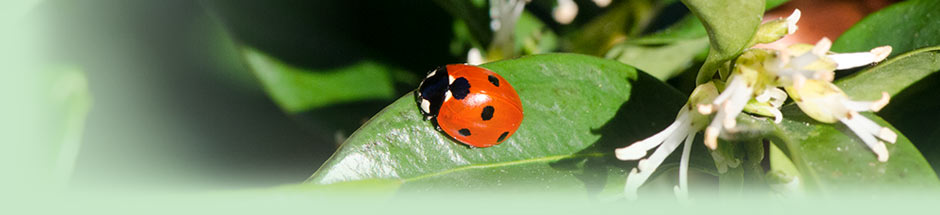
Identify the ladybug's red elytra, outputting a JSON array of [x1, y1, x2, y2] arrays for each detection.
[[416, 64, 523, 148]]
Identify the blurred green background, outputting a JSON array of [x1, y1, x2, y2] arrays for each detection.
[[3, 0, 522, 191], [4, 0, 655, 191]]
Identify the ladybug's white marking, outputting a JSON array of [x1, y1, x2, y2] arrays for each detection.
[[420, 99, 431, 114], [426, 70, 437, 78], [444, 91, 452, 103], [448, 75, 455, 84]]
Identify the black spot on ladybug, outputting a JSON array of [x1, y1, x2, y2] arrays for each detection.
[[450, 77, 471, 100], [417, 66, 449, 117], [459, 128, 471, 136], [497, 131, 509, 142], [481, 106, 494, 121], [488, 75, 500, 87]]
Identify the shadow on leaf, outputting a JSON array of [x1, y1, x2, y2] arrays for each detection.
[[549, 71, 694, 198]]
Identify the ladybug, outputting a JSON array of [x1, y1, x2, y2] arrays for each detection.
[[416, 64, 523, 148]]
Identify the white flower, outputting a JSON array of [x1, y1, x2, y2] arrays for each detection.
[[489, 0, 529, 31], [700, 66, 762, 150], [615, 82, 719, 200], [744, 86, 787, 124], [765, 38, 838, 89], [467, 48, 484, 65], [786, 79, 896, 162], [592, 0, 611, 8], [829, 45, 892, 70], [553, 0, 578, 24], [766, 38, 892, 89]]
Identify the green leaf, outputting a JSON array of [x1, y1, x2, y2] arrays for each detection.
[[307, 53, 695, 196], [680, 0, 765, 84], [834, 46, 940, 176], [835, 46, 940, 101], [631, 15, 707, 45], [769, 108, 939, 193], [825, 0, 940, 177], [832, 0, 940, 57], [515, 12, 558, 55], [728, 108, 939, 193], [607, 0, 787, 81], [242, 49, 410, 114], [766, 143, 805, 196], [607, 37, 709, 80], [765, 0, 789, 10]]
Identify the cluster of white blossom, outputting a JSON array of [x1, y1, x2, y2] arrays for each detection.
[[615, 9, 897, 200]]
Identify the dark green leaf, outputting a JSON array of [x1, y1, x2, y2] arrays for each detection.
[[307, 54, 697, 196], [806, 0, 940, 178], [835, 46, 940, 176], [835, 46, 940, 100], [729, 108, 939, 193], [242, 49, 410, 114], [832, 0, 940, 56], [680, 0, 765, 84], [770, 107, 939, 193]]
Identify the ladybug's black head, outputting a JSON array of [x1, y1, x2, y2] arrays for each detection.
[[416, 65, 449, 119]]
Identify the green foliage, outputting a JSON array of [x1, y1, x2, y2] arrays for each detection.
[[515, 12, 558, 55], [565, 0, 656, 56], [680, 0, 765, 84], [727, 47, 940, 194], [605, 0, 788, 81], [831, 0, 940, 176], [835, 47, 940, 101], [242, 49, 411, 114], [307, 54, 693, 196], [772, 109, 938, 193], [607, 37, 708, 80], [215, 0, 940, 198], [832, 0, 940, 56], [432, 0, 491, 46], [724, 108, 939, 194]]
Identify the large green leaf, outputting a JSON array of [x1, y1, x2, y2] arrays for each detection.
[[680, 0, 765, 84], [832, 0, 940, 57], [307, 53, 698, 196]]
